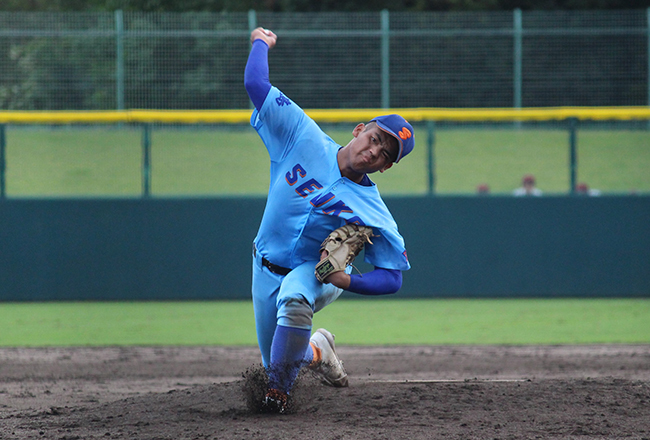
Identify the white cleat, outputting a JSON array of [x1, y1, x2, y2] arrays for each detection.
[[308, 328, 349, 387]]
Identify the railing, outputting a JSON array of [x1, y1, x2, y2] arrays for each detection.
[[1, 106, 648, 198]]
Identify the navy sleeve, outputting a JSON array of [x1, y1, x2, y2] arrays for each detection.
[[347, 268, 402, 295], [244, 40, 272, 111]]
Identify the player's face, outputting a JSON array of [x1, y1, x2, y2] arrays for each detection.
[[344, 122, 397, 174]]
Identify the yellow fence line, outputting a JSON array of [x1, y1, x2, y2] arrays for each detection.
[[0, 106, 649, 124]]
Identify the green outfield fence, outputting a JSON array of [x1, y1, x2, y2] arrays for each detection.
[[0, 109, 648, 300], [1, 10, 649, 300], [1, 196, 649, 300]]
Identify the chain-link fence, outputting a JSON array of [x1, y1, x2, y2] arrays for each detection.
[[0, 9, 648, 110]]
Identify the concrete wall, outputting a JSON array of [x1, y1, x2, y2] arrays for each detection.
[[1, 196, 648, 301]]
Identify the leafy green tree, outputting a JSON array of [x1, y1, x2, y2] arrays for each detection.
[[2, 0, 650, 11]]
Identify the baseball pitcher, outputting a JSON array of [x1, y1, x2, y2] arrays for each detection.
[[246, 27, 413, 413]]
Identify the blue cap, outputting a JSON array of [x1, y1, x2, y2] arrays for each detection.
[[371, 114, 414, 163]]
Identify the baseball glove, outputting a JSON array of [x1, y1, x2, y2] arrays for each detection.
[[314, 224, 374, 283]]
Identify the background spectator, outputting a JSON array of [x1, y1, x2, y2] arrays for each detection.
[[513, 174, 543, 196], [576, 183, 601, 196]]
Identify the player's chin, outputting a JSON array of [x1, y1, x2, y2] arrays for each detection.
[[352, 160, 378, 174], [360, 165, 383, 175]]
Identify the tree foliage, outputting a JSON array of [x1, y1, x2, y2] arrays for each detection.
[[0, 6, 646, 110], [2, 0, 650, 11]]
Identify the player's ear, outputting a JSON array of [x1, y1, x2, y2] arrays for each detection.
[[380, 162, 393, 173], [352, 123, 365, 137]]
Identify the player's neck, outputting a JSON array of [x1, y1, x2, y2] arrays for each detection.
[[337, 149, 365, 184]]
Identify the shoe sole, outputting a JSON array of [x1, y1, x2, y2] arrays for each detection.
[[315, 328, 349, 387]]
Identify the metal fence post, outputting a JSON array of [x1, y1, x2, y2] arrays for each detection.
[[513, 8, 523, 110], [248, 9, 257, 32], [380, 9, 390, 109], [427, 120, 436, 196], [115, 9, 125, 111], [0, 124, 5, 199], [568, 118, 578, 195], [142, 124, 151, 197], [647, 8, 650, 129]]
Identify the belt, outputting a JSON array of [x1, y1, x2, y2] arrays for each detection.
[[262, 257, 292, 276], [254, 243, 292, 276]]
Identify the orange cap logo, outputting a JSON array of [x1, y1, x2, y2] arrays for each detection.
[[398, 127, 412, 140]]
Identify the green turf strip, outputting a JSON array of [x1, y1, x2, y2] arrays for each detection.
[[5, 127, 650, 196], [0, 299, 648, 346]]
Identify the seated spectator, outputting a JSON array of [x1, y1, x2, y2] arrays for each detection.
[[513, 174, 543, 196], [576, 182, 601, 196]]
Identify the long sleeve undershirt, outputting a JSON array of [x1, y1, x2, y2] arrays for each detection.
[[245, 39, 401, 296], [347, 267, 402, 295], [244, 40, 272, 111]]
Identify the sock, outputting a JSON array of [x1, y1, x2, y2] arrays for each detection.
[[268, 325, 312, 394]]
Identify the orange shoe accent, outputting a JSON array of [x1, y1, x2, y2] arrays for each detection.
[[309, 341, 322, 367], [266, 388, 287, 403], [262, 388, 288, 413]]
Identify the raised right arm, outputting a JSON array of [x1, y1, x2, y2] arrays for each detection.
[[245, 28, 277, 111]]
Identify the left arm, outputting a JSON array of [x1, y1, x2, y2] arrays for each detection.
[[324, 267, 402, 295]]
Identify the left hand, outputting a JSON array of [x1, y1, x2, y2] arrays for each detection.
[[319, 251, 351, 289]]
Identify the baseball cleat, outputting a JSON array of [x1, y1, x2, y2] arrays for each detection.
[[260, 388, 288, 414], [308, 328, 349, 387]]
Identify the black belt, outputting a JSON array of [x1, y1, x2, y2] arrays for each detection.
[[254, 244, 292, 276], [262, 257, 292, 276]]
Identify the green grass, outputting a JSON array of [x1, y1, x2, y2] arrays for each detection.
[[5, 126, 649, 196], [0, 298, 648, 347], [7, 128, 143, 197]]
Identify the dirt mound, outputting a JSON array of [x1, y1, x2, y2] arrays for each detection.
[[1, 345, 649, 439]]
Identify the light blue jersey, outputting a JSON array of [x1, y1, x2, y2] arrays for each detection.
[[252, 86, 410, 272]]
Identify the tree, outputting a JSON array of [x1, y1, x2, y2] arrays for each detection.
[[2, 0, 650, 11]]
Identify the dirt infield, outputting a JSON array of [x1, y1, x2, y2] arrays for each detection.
[[1, 345, 649, 439]]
